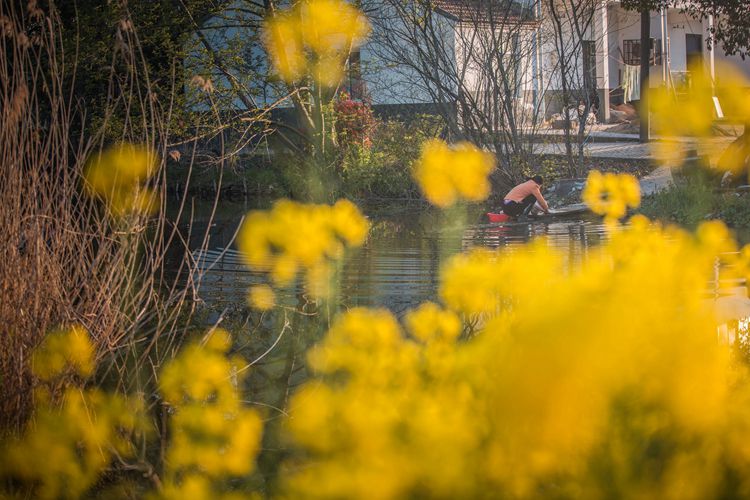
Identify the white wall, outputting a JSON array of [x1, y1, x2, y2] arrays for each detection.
[[608, 7, 668, 86], [604, 6, 750, 90], [454, 24, 537, 92]]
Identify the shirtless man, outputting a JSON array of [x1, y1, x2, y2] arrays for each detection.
[[501, 176, 550, 217]]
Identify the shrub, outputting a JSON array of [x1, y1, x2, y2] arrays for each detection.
[[639, 177, 750, 229], [334, 92, 378, 149], [341, 115, 443, 199]]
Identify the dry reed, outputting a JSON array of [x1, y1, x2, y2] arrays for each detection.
[[0, 1, 223, 431]]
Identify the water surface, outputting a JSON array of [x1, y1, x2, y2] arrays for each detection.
[[185, 202, 608, 315]]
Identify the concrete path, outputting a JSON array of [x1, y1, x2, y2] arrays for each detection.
[[531, 137, 735, 162]]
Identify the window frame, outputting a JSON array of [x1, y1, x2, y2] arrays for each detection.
[[622, 38, 663, 66]]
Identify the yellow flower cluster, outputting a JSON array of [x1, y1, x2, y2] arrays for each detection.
[[412, 139, 495, 207], [248, 283, 276, 311], [263, 0, 370, 86], [2, 325, 266, 499], [158, 329, 263, 496], [237, 199, 369, 301], [31, 325, 95, 382], [404, 301, 461, 343], [650, 61, 750, 167], [582, 170, 640, 222], [439, 240, 560, 316], [2, 327, 145, 499], [84, 143, 159, 217], [282, 217, 750, 498]]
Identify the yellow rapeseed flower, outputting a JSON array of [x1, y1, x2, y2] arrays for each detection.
[[236, 199, 369, 297], [281, 215, 750, 498], [158, 329, 263, 489], [83, 143, 159, 217], [299, 0, 370, 55], [248, 284, 276, 310], [262, 0, 370, 87], [412, 139, 494, 207], [263, 14, 306, 83], [32, 325, 95, 381], [582, 170, 640, 222], [404, 301, 461, 343], [3, 327, 146, 499]]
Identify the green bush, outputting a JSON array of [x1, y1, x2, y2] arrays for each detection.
[[341, 115, 443, 199], [716, 193, 750, 228], [639, 178, 714, 228], [639, 177, 750, 229]]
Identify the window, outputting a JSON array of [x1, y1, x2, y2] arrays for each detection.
[[511, 33, 521, 97], [346, 49, 364, 100], [622, 39, 662, 66], [582, 40, 597, 90]]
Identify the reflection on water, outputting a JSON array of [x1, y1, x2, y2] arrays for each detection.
[[185, 204, 609, 316]]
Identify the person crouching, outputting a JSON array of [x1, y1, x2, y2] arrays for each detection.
[[501, 175, 550, 217]]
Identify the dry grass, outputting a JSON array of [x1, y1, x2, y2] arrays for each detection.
[[0, 2, 220, 431]]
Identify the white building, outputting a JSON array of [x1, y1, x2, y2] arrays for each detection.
[[187, 0, 750, 124], [587, 1, 750, 122]]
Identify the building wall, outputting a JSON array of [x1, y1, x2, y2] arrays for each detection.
[[605, 5, 750, 91], [185, 0, 750, 121], [716, 47, 750, 82]]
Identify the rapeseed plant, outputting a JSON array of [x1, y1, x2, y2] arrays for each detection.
[[582, 170, 641, 224], [2, 326, 263, 498], [281, 217, 750, 498], [157, 329, 264, 497], [412, 139, 495, 207], [263, 0, 369, 87], [237, 199, 369, 301], [248, 284, 277, 311], [83, 143, 158, 216], [1, 327, 146, 499]]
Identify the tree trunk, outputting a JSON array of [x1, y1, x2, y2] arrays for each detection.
[[639, 9, 650, 142]]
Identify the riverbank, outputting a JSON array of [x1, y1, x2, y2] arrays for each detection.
[[639, 178, 750, 232], [167, 154, 655, 204]]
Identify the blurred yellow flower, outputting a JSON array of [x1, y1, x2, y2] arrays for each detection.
[[263, 14, 306, 83], [404, 301, 461, 343], [237, 199, 369, 297], [32, 325, 95, 381], [262, 0, 370, 87], [83, 143, 159, 217], [412, 139, 494, 207], [331, 199, 370, 245], [281, 215, 750, 498], [248, 284, 276, 310], [582, 170, 640, 222], [3, 326, 146, 499], [159, 329, 263, 491], [299, 0, 370, 55]]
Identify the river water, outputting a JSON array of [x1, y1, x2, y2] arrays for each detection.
[[184, 202, 608, 317]]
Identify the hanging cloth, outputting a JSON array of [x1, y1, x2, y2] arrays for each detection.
[[622, 64, 641, 103]]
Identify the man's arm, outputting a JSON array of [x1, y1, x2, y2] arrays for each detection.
[[532, 187, 550, 213]]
